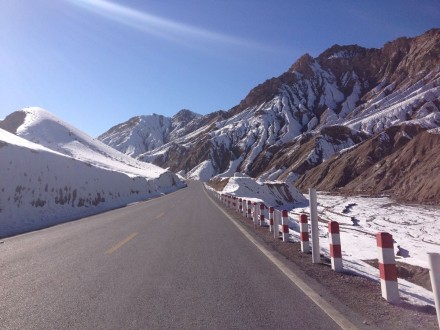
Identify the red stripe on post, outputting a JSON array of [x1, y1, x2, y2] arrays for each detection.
[[299, 214, 308, 223], [376, 232, 394, 248], [282, 224, 289, 233], [379, 263, 398, 281], [282, 210, 288, 217], [300, 232, 309, 241], [330, 244, 342, 258], [328, 221, 340, 234]]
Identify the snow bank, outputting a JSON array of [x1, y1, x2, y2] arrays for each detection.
[[0, 108, 185, 238], [10, 108, 168, 178], [220, 174, 307, 209], [0, 128, 183, 238]]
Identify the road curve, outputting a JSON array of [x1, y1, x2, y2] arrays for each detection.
[[1, 181, 344, 329]]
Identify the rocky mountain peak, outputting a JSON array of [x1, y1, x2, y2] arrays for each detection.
[[288, 53, 314, 75], [317, 44, 367, 61], [234, 77, 284, 113], [172, 109, 201, 126]]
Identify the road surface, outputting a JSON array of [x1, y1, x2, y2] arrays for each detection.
[[1, 181, 348, 329]]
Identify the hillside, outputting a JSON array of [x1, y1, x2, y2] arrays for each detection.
[[296, 126, 440, 203], [99, 28, 440, 203]]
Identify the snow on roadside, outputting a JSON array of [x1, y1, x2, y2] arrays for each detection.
[[294, 193, 440, 268], [290, 192, 440, 307], [12, 107, 167, 178], [0, 128, 183, 238], [219, 173, 307, 209], [0, 108, 185, 238]]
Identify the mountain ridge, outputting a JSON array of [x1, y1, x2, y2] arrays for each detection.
[[98, 28, 440, 203]]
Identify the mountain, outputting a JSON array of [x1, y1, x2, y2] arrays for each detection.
[[295, 126, 440, 203], [98, 109, 201, 158], [0, 107, 185, 237], [99, 29, 440, 203]]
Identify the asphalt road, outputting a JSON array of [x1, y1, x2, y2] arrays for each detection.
[[0, 181, 343, 329]]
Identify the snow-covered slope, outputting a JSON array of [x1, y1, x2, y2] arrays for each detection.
[[3, 108, 171, 178], [217, 173, 307, 209], [0, 108, 185, 238]]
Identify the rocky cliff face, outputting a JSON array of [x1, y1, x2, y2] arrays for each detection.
[[99, 29, 440, 203]]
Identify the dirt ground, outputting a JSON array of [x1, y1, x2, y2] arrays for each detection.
[[211, 193, 438, 329], [364, 259, 432, 292]]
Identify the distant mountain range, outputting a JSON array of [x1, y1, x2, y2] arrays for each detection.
[[98, 29, 439, 203]]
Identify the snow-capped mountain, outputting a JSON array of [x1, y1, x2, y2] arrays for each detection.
[[98, 109, 201, 158], [99, 28, 440, 203], [0, 108, 185, 237]]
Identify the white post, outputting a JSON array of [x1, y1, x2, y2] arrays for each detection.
[[428, 253, 440, 325], [259, 204, 265, 226], [299, 214, 310, 253], [309, 188, 321, 264], [273, 210, 279, 239], [376, 232, 399, 303], [328, 221, 343, 272]]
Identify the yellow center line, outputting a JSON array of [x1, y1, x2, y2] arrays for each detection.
[[155, 213, 165, 219], [105, 232, 139, 254]]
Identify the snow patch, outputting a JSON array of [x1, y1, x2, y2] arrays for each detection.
[[221, 174, 307, 209], [186, 160, 216, 182]]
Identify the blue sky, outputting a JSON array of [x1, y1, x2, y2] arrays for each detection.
[[1, 0, 439, 136]]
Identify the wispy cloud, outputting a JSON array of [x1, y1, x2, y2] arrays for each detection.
[[67, 0, 264, 50]]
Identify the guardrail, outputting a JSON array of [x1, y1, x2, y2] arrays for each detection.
[[209, 188, 439, 311]]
